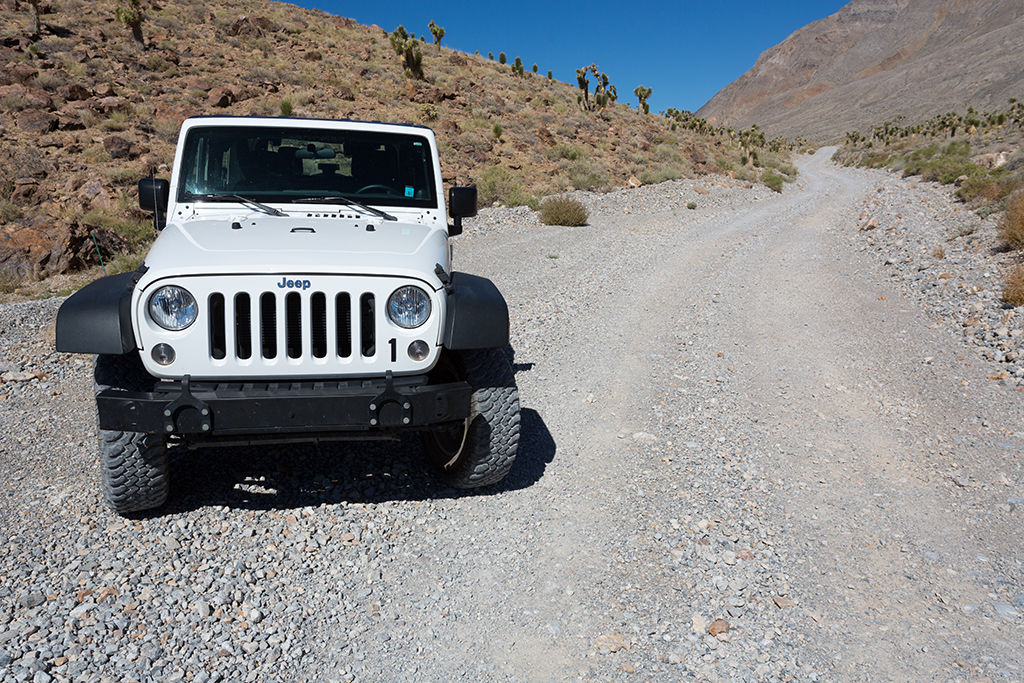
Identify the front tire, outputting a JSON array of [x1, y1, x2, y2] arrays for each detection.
[[422, 348, 520, 488], [94, 354, 169, 514]]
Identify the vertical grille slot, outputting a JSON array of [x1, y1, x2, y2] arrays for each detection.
[[286, 292, 302, 359], [260, 292, 277, 359], [336, 293, 351, 358], [235, 293, 252, 360], [360, 293, 375, 357], [209, 293, 226, 360], [311, 292, 327, 359]]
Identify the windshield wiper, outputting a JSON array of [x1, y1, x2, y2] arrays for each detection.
[[184, 192, 289, 217], [293, 195, 397, 221]]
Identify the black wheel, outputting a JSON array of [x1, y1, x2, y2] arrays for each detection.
[[422, 348, 520, 488], [94, 354, 169, 514]]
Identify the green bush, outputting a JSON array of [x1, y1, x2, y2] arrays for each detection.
[[546, 143, 583, 161], [539, 197, 588, 226], [999, 192, 1024, 251], [0, 199, 22, 223], [565, 159, 609, 191], [475, 166, 533, 207], [640, 166, 684, 185], [763, 173, 785, 193], [687, 202, 697, 210], [1002, 264, 1024, 306], [280, 99, 293, 116]]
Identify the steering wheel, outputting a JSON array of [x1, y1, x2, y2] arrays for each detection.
[[355, 184, 398, 195]]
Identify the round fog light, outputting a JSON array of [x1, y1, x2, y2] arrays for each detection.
[[408, 340, 429, 361], [152, 343, 176, 366]]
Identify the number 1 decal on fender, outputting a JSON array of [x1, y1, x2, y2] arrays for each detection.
[[389, 338, 397, 363]]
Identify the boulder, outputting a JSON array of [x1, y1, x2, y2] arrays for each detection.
[[9, 63, 38, 85], [10, 178, 46, 206], [57, 83, 91, 101], [0, 218, 129, 282], [227, 16, 276, 37], [93, 82, 116, 97], [207, 87, 234, 108], [103, 135, 132, 159], [336, 86, 355, 102], [16, 109, 57, 134], [98, 96, 131, 114], [77, 178, 117, 210]]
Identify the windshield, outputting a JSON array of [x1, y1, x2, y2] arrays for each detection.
[[178, 125, 438, 208]]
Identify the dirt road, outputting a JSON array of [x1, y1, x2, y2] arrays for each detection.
[[1, 150, 1021, 682]]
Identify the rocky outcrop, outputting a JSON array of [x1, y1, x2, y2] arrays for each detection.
[[697, 0, 1024, 142], [0, 218, 129, 281]]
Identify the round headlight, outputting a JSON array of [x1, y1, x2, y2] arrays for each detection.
[[149, 286, 198, 331], [387, 286, 431, 329]]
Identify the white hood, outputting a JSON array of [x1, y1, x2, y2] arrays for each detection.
[[140, 211, 449, 287]]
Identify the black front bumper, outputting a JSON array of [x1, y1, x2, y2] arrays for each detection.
[[97, 372, 471, 437]]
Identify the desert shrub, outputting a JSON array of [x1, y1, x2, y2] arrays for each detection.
[[0, 199, 22, 223], [475, 166, 533, 207], [280, 99, 293, 116], [492, 122, 502, 139], [546, 143, 583, 161], [82, 210, 153, 251], [539, 197, 588, 226], [1001, 265, 1024, 306], [957, 174, 1024, 204], [640, 166, 684, 185], [999, 192, 1024, 251], [565, 159, 609, 191], [419, 103, 438, 123], [763, 173, 785, 193], [687, 202, 697, 210], [0, 271, 19, 294]]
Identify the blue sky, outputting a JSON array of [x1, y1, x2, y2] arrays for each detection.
[[289, 1, 851, 114]]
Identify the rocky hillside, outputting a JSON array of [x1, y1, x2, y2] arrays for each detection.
[[0, 0, 784, 291], [697, 0, 1024, 142]]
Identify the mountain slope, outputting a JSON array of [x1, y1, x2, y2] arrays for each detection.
[[1, 0, 775, 287], [697, 0, 1024, 142]]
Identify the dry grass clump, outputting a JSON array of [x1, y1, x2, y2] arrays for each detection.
[[539, 197, 588, 226], [999, 192, 1024, 251], [1001, 264, 1024, 306]]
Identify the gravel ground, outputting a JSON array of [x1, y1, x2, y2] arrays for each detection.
[[0, 150, 1021, 682]]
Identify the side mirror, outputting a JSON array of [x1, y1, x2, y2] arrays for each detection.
[[138, 178, 170, 230], [448, 186, 477, 237]]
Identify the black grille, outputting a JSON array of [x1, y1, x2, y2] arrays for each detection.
[[206, 289, 372, 362]]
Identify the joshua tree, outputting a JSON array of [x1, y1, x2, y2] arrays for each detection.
[[513, 56, 524, 77], [389, 25, 424, 80], [428, 20, 445, 52], [26, 0, 41, 39], [498, 52, 506, 65], [115, 0, 146, 52], [575, 66, 591, 111], [634, 85, 652, 114]]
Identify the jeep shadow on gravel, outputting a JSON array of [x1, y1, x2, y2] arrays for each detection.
[[56, 116, 520, 515]]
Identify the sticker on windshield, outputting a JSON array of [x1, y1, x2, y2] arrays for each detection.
[[404, 186, 414, 197]]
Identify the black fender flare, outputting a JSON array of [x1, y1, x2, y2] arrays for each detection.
[[442, 272, 510, 350], [56, 270, 142, 354]]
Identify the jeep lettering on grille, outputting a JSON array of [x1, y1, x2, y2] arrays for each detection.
[[278, 277, 312, 290]]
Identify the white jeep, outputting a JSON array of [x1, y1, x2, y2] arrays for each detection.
[[57, 115, 520, 514]]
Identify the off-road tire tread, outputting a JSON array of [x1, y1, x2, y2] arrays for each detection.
[[430, 348, 520, 488], [94, 354, 169, 514]]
